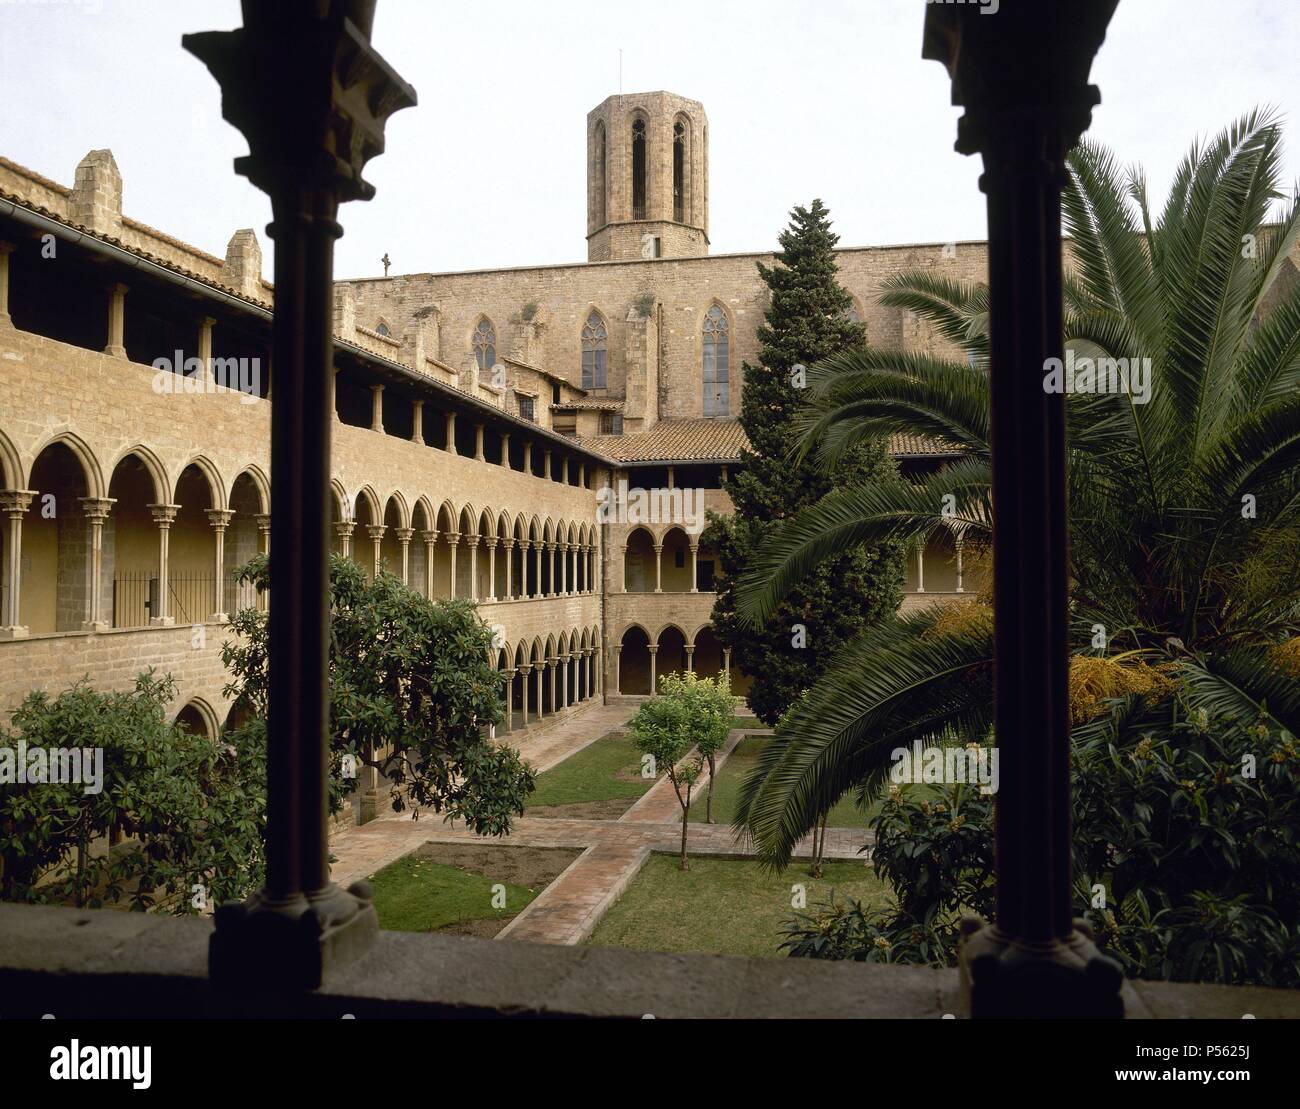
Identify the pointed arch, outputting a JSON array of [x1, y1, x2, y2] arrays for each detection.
[[702, 302, 731, 418], [581, 308, 608, 389], [330, 479, 351, 522], [26, 431, 105, 500], [174, 454, 226, 509], [353, 485, 382, 524], [471, 316, 497, 373], [0, 425, 23, 490], [106, 444, 167, 504], [231, 464, 270, 515]]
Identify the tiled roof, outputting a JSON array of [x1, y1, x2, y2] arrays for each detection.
[[576, 418, 750, 463], [889, 433, 963, 458], [575, 419, 959, 465]]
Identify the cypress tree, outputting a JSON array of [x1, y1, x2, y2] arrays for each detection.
[[707, 199, 904, 725]]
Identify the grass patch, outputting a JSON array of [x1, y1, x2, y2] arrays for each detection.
[[587, 853, 891, 959], [527, 732, 654, 812], [687, 736, 876, 827], [370, 843, 580, 936]]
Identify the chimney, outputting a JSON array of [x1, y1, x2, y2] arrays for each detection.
[[70, 150, 123, 237], [222, 229, 264, 300]]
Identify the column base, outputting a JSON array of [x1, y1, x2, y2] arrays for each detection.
[[209, 881, 378, 992], [149, 616, 176, 627], [81, 620, 110, 633], [0, 625, 30, 639], [209, 612, 230, 625], [357, 789, 385, 825], [104, 345, 127, 359], [958, 916, 1124, 1019]]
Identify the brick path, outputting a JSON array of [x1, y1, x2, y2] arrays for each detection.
[[329, 716, 873, 946]]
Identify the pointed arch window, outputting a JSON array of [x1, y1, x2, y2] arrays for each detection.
[[594, 121, 607, 228], [581, 311, 608, 390], [473, 318, 497, 372], [673, 120, 687, 224], [632, 117, 647, 220], [702, 305, 730, 417]]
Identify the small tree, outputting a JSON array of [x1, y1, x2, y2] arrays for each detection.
[[0, 672, 266, 910], [630, 672, 733, 867], [223, 554, 534, 835], [683, 672, 734, 824]]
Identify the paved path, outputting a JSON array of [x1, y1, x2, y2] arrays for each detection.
[[329, 717, 873, 946]]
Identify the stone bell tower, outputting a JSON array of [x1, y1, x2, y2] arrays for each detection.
[[587, 92, 709, 262]]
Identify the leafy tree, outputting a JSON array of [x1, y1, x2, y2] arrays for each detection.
[[0, 672, 266, 911], [223, 554, 534, 836], [707, 199, 905, 727], [628, 672, 730, 868], [735, 112, 1300, 866]]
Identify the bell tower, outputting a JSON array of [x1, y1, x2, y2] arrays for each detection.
[[587, 92, 709, 262]]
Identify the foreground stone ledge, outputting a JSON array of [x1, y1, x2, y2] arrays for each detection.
[[0, 904, 1295, 1019]]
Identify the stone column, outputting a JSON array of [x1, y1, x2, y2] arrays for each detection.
[[724, 647, 732, 686], [334, 520, 354, 558], [922, 1, 1121, 1018], [445, 410, 457, 454], [612, 644, 621, 695], [367, 524, 385, 578], [503, 539, 515, 599], [422, 530, 437, 596], [104, 282, 128, 358], [535, 663, 544, 718], [504, 669, 516, 731], [370, 384, 384, 432], [447, 532, 460, 598], [207, 508, 234, 623], [0, 242, 14, 327], [485, 537, 498, 602], [0, 490, 35, 638], [955, 537, 965, 594], [522, 441, 533, 475], [559, 654, 568, 709], [199, 317, 216, 385], [185, 4, 415, 989], [519, 664, 532, 725], [547, 542, 557, 598], [916, 544, 925, 593], [79, 496, 115, 631], [255, 512, 271, 556], [148, 504, 179, 626], [543, 449, 553, 481], [396, 527, 414, 588], [467, 535, 480, 601], [689, 541, 699, 593], [501, 431, 511, 469], [648, 644, 659, 696], [474, 423, 485, 461], [559, 542, 569, 595], [411, 399, 423, 443], [620, 543, 628, 593], [578, 462, 586, 487], [653, 542, 663, 594], [547, 658, 557, 715], [685, 644, 695, 673]]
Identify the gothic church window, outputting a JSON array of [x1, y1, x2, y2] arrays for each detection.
[[702, 305, 730, 417], [674, 120, 686, 223], [473, 317, 497, 372], [581, 311, 608, 389], [632, 117, 647, 220], [594, 121, 607, 227]]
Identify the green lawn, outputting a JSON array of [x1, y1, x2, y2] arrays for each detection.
[[687, 735, 876, 827], [587, 854, 892, 958], [369, 853, 538, 933], [527, 732, 654, 809]]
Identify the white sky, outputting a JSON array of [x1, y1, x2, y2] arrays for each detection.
[[1, 0, 1297, 281]]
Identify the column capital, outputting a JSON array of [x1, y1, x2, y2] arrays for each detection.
[[647, 644, 659, 655], [395, 527, 415, 542], [79, 495, 116, 521], [503, 537, 516, 551], [206, 508, 235, 530], [148, 503, 180, 527], [446, 531, 461, 547], [334, 521, 356, 539], [484, 536, 498, 550], [421, 529, 438, 544], [254, 512, 272, 532], [465, 533, 481, 549], [0, 489, 36, 516], [366, 524, 387, 541]]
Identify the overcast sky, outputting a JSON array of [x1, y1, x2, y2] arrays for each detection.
[[1, 1, 1297, 281]]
